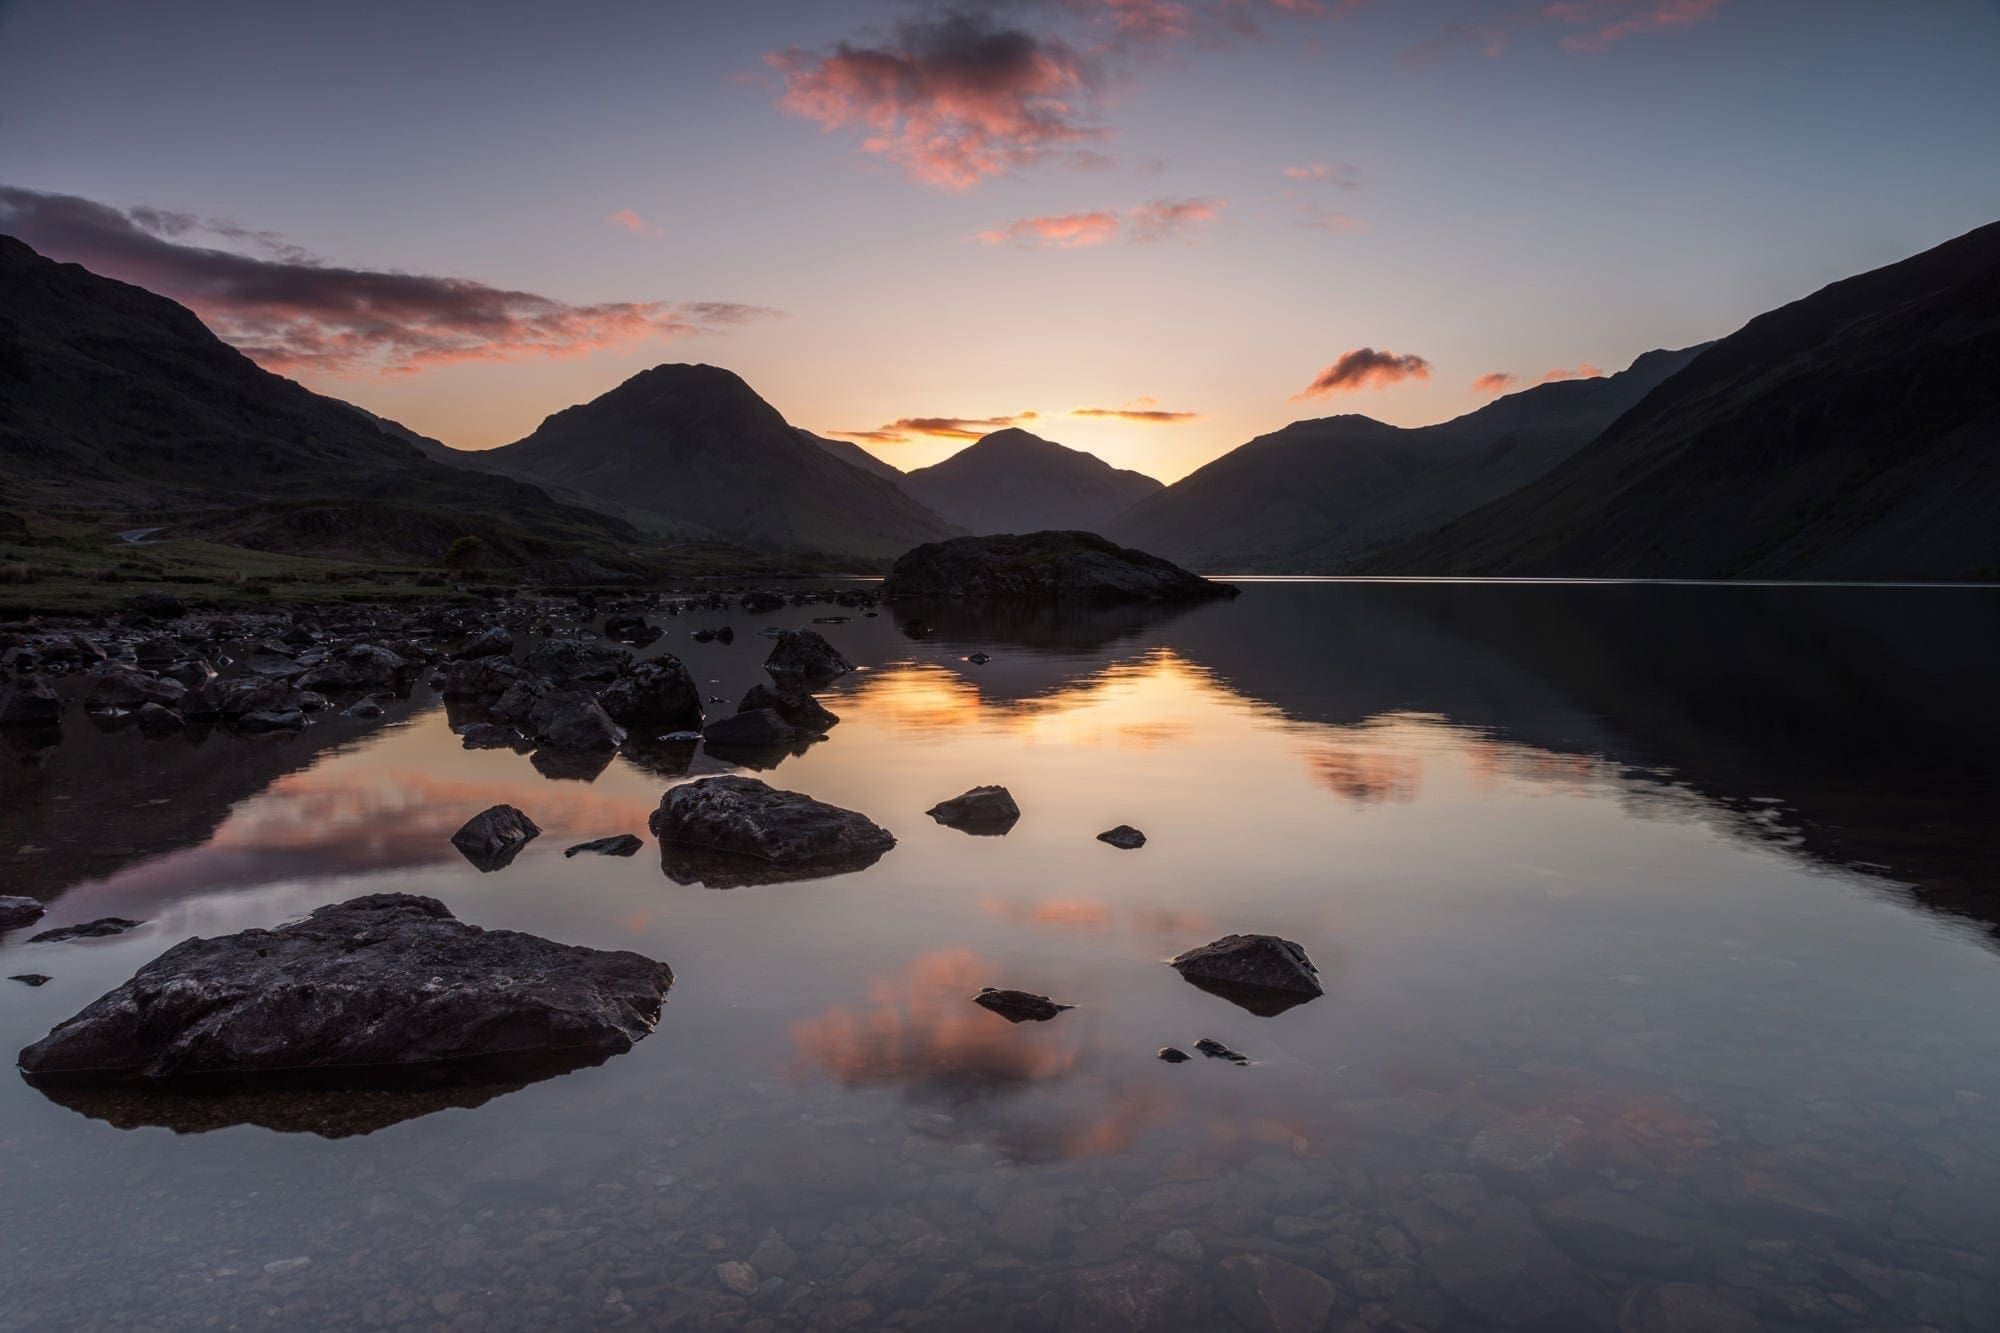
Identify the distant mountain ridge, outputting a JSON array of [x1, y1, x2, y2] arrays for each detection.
[[1381, 219, 2000, 579], [0, 234, 638, 566], [901, 427, 1164, 535], [472, 364, 958, 560], [1110, 346, 1704, 572], [802, 429, 905, 483]]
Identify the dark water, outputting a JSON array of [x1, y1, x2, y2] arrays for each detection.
[[2, 581, 1997, 1331]]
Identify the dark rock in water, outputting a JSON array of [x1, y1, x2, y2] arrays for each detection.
[[884, 531, 1238, 604], [451, 804, 541, 871], [599, 656, 703, 732], [740, 591, 785, 614], [125, 590, 187, 618], [237, 708, 306, 733], [763, 629, 852, 684], [135, 702, 186, 731], [1097, 824, 1146, 849], [455, 626, 514, 660], [528, 688, 626, 751], [649, 775, 894, 884], [967, 651, 991, 664], [1158, 1046, 1191, 1063], [602, 615, 661, 646], [1194, 1037, 1250, 1064], [0, 896, 47, 933], [1170, 934, 1323, 1016], [565, 834, 643, 858], [703, 708, 797, 749], [297, 643, 407, 693], [524, 639, 630, 684], [29, 918, 144, 944], [459, 722, 530, 751], [15, 894, 672, 1093], [926, 785, 1021, 834], [10, 974, 51, 987], [181, 676, 306, 721], [440, 657, 526, 701], [85, 665, 186, 712], [738, 682, 838, 734], [1219, 1254, 1339, 1333], [0, 675, 61, 726], [341, 700, 384, 720], [973, 988, 1072, 1023]]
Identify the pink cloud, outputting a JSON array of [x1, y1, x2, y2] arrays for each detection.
[[1283, 162, 1360, 187], [1295, 348, 1432, 398], [1293, 204, 1365, 235], [1541, 362, 1607, 382], [605, 208, 662, 237], [0, 185, 775, 378], [1545, 0, 1726, 52], [977, 196, 1225, 248], [766, 12, 1105, 191], [1472, 372, 1521, 394], [836, 413, 1039, 444]]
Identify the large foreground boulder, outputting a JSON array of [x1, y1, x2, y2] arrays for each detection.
[[1168, 934, 1324, 1016], [16, 895, 672, 1090], [884, 531, 1238, 603], [649, 776, 894, 886]]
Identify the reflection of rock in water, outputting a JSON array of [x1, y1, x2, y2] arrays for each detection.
[[33, 1058, 601, 1138], [893, 598, 1206, 657], [657, 840, 887, 889], [529, 746, 616, 782], [1175, 974, 1319, 1017]]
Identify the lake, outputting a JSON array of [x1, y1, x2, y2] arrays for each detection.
[[2, 580, 1997, 1331]]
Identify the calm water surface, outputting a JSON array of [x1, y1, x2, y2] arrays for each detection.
[[2, 582, 1997, 1331]]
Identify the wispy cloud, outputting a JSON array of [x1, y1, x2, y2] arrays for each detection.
[[1541, 362, 1606, 381], [1292, 204, 1365, 235], [0, 185, 775, 377], [1295, 347, 1432, 397], [1547, 0, 1726, 52], [834, 412, 1038, 444], [1282, 162, 1360, 187], [1070, 396, 1203, 422], [1472, 371, 1521, 394], [605, 208, 663, 237], [977, 196, 1226, 248]]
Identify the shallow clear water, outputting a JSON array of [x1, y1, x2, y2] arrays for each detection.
[[2, 581, 1997, 1331]]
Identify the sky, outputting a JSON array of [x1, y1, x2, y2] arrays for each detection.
[[2, 0, 1997, 482]]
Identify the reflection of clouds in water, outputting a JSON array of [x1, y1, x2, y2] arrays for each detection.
[[789, 948, 1080, 1099], [979, 896, 1215, 941], [845, 650, 1218, 747], [1301, 741, 1424, 805]]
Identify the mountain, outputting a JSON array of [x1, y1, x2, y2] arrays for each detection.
[[1109, 347, 1700, 572], [476, 365, 957, 560], [0, 234, 639, 566], [802, 429, 905, 484], [899, 428, 1164, 535], [1384, 220, 2000, 579]]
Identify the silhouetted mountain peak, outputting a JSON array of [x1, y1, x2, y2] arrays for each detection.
[[901, 426, 1164, 535]]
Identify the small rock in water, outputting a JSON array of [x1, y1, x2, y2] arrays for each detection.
[[28, 918, 144, 944], [564, 834, 643, 858], [1194, 1037, 1250, 1064], [0, 896, 47, 933], [763, 629, 852, 685], [341, 700, 384, 719], [925, 785, 1020, 835], [9, 974, 51, 987], [1097, 824, 1146, 849], [973, 987, 1073, 1023], [650, 775, 895, 876], [451, 804, 541, 872], [716, 1261, 759, 1297], [1169, 934, 1324, 1016], [966, 651, 991, 665], [1157, 1046, 1191, 1064]]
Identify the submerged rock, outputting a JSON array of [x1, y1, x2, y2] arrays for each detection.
[[1169, 934, 1324, 1016], [565, 834, 643, 858], [451, 804, 541, 871], [16, 894, 672, 1091], [973, 988, 1073, 1023], [926, 785, 1021, 834], [763, 629, 852, 684], [1097, 824, 1146, 849], [737, 682, 838, 734], [28, 918, 144, 944], [0, 675, 60, 727], [884, 531, 1239, 604], [0, 896, 47, 933], [649, 775, 894, 882]]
